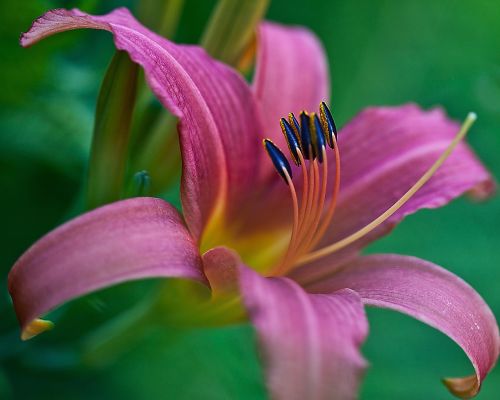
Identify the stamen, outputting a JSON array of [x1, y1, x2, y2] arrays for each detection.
[[297, 160, 316, 234], [288, 113, 301, 143], [296, 150, 309, 225], [296, 112, 477, 267], [299, 151, 309, 230], [301, 146, 329, 252], [293, 159, 321, 258], [311, 114, 327, 162], [282, 167, 300, 258], [263, 139, 293, 183], [308, 133, 340, 250], [319, 101, 337, 148], [275, 149, 309, 274], [280, 118, 301, 166], [299, 111, 313, 159], [267, 102, 340, 276], [274, 158, 318, 276]]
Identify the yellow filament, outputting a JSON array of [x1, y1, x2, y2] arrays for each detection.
[[284, 168, 300, 252], [308, 133, 341, 250], [297, 151, 309, 231], [298, 159, 320, 249], [301, 146, 329, 253], [275, 150, 310, 274], [296, 112, 477, 267], [298, 160, 316, 234], [293, 159, 320, 257], [274, 168, 300, 275]]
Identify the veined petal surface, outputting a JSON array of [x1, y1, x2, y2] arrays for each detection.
[[308, 254, 500, 398], [21, 8, 263, 240], [240, 263, 368, 400], [8, 197, 205, 338]]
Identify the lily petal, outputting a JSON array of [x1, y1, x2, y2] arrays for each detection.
[[21, 8, 263, 240], [308, 254, 500, 398], [240, 263, 368, 400], [253, 22, 329, 153], [8, 197, 206, 339]]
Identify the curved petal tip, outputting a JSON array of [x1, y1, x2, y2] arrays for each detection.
[[21, 318, 54, 341], [443, 374, 479, 399]]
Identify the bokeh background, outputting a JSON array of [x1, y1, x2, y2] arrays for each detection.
[[1, 0, 499, 398]]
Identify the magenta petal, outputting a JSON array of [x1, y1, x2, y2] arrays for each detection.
[[21, 8, 263, 240], [309, 254, 500, 398], [253, 22, 329, 152], [326, 105, 494, 246], [240, 265, 368, 400], [8, 197, 206, 337]]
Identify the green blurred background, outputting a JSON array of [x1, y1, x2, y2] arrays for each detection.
[[1, 0, 499, 398]]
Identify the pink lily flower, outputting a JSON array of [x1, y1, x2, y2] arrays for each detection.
[[9, 8, 499, 400]]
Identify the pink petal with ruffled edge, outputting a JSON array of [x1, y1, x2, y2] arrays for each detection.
[[239, 259, 368, 400], [20, 8, 264, 240], [253, 22, 329, 152], [308, 254, 500, 398], [8, 197, 206, 338], [292, 104, 494, 283]]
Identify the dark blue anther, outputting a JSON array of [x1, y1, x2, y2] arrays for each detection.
[[280, 118, 301, 166], [300, 111, 313, 159], [319, 101, 337, 148], [263, 139, 293, 184], [313, 114, 326, 163]]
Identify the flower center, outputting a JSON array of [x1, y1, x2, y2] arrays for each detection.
[[264, 103, 477, 276]]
